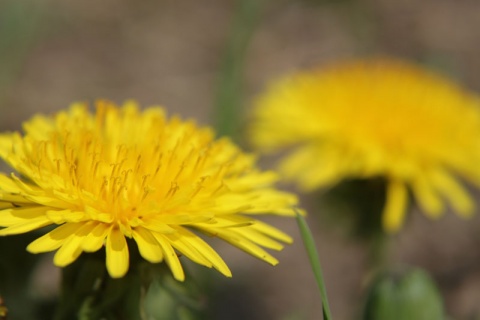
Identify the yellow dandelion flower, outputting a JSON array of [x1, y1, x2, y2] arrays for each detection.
[[251, 59, 480, 232], [0, 100, 298, 279]]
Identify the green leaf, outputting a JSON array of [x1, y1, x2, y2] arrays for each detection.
[[295, 210, 333, 320]]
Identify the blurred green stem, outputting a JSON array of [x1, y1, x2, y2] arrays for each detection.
[[296, 211, 333, 320], [0, 1, 45, 105], [369, 232, 391, 273], [213, 0, 266, 140]]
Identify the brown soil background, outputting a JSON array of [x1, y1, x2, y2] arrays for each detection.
[[1, 0, 480, 319]]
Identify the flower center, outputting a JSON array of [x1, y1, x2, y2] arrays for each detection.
[[12, 105, 222, 229]]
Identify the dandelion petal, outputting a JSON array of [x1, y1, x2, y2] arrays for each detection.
[[383, 180, 408, 233], [153, 233, 185, 281], [106, 228, 129, 278], [132, 227, 164, 263], [176, 227, 231, 277], [28, 222, 84, 253], [0, 216, 51, 236], [82, 223, 110, 252]]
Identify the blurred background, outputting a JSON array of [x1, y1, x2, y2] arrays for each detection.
[[1, 0, 480, 319]]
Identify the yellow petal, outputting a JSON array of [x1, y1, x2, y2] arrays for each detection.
[[163, 232, 212, 268], [106, 228, 129, 278], [251, 220, 293, 244], [84, 206, 114, 224], [196, 215, 254, 228], [202, 227, 279, 266], [411, 173, 444, 218], [152, 233, 185, 281], [0, 174, 22, 193], [0, 216, 52, 236], [53, 223, 97, 267], [235, 190, 298, 216], [382, 179, 408, 233], [0, 192, 33, 204], [28, 222, 84, 253], [46, 209, 86, 224], [139, 220, 176, 234], [9, 174, 43, 195], [25, 195, 71, 209], [176, 227, 231, 277], [0, 203, 13, 210], [228, 226, 285, 251], [132, 227, 164, 263], [278, 143, 349, 191], [430, 168, 474, 217], [0, 206, 50, 227], [147, 214, 213, 225], [82, 223, 110, 252]]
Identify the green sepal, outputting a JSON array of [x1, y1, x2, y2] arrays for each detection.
[[53, 242, 209, 320], [143, 268, 206, 320], [363, 266, 446, 320]]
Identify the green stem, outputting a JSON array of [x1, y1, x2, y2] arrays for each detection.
[[0, 1, 45, 106], [213, 0, 266, 140], [368, 231, 391, 273], [295, 211, 333, 320]]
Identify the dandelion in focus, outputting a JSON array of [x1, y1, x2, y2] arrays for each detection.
[[0, 100, 298, 279], [251, 59, 480, 232]]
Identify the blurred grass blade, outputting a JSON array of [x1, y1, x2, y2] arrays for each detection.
[[295, 210, 333, 320], [213, 0, 266, 140], [0, 1, 44, 79], [0, 0, 46, 106]]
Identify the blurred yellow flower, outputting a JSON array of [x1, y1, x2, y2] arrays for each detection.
[[0, 101, 297, 279], [251, 59, 480, 232]]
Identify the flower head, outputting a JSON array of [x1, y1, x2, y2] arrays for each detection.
[[250, 59, 480, 232], [0, 101, 297, 279]]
